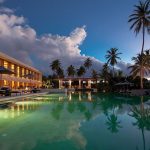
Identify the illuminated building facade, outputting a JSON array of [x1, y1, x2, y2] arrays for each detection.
[[0, 52, 42, 89]]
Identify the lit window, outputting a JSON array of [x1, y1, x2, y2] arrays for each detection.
[[4, 61, 8, 68], [22, 68, 24, 77], [11, 64, 15, 76], [4, 80, 8, 86], [12, 81, 15, 88], [17, 66, 20, 77]]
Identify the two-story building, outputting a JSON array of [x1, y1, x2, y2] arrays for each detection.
[[0, 52, 42, 89]]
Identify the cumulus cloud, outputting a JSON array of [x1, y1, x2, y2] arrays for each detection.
[[116, 61, 132, 76], [0, 10, 130, 76], [0, 7, 14, 14]]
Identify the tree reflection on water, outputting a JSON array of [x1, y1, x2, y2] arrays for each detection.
[[106, 113, 122, 133], [129, 96, 150, 150]]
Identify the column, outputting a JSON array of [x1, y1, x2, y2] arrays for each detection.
[[59, 79, 62, 89], [69, 80, 72, 89], [79, 79, 81, 89], [88, 80, 91, 88]]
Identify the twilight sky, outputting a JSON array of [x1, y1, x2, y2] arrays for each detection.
[[0, 0, 150, 75]]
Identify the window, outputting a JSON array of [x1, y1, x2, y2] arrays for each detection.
[[4, 80, 8, 86], [12, 81, 15, 88], [11, 64, 15, 76], [17, 66, 20, 77], [22, 68, 24, 77], [4, 61, 8, 68]]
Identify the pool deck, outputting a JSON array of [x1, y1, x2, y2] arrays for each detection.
[[0, 88, 68, 104], [0, 92, 49, 103]]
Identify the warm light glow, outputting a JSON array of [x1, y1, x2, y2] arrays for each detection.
[[147, 78, 150, 81], [17, 66, 20, 77], [4, 61, 8, 68]]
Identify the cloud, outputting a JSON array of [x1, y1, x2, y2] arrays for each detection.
[[116, 61, 132, 76], [0, 10, 130, 76], [0, 0, 5, 3], [0, 7, 14, 14]]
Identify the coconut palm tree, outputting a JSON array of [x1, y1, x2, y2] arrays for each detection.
[[67, 65, 76, 77], [84, 57, 92, 70], [50, 59, 61, 74], [77, 66, 86, 77], [56, 67, 64, 78], [128, 53, 150, 89], [100, 63, 110, 82], [105, 48, 122, 77], [92, 69, 98, 79], [128, 0, 150, 55]]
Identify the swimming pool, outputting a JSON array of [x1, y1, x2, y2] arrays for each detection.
[[0, 92, 150, 150]]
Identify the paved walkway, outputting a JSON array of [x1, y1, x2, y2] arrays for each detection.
[[0, 92, 48, 103]]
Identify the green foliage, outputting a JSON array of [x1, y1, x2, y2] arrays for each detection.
[[84, 57, 92, 69], [77, 66, 86, 77], [105, 48, 122, 77], [67, 65, 76, 77]]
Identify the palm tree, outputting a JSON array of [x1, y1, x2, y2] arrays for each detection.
[[128, 53, 150, 89], [128, 0, 150, 55], [77, 66, 86, 77], [56, 67, 64, 78], [67, 65, 76, 77], [50, 59, 61, 74], [101, 63, 110, 82], [84, 57, 92, 70], [105, 48, 122, 77], [92, 69, 98, 79]]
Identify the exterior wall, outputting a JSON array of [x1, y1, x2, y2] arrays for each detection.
[[0, 52, 42, 89]]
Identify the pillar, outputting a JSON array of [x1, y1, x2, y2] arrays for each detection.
[[88, 80, 91, 88], [59, 79, 62, 89], [79, 79, 81, 89], [69, 80, 72, 89]]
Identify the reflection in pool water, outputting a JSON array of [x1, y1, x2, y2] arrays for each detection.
[[0, 92, 150, 150]]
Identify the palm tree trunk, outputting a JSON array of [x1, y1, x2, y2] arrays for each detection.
[[140, 25, 145, 89], [113, 66, 115, 78], [140, 67, 144, 89], [141, 25, 145, 55]]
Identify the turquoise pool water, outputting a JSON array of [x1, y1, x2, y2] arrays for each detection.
[[0, 92, 150, 150]]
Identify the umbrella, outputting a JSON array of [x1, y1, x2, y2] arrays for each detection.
[[0, 66, 15, 74]]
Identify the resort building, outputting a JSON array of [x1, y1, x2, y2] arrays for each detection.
[[0, 52, 42, 89], [58, 77, 100, 90]]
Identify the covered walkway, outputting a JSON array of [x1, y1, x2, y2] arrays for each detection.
[[58, 77, 100, 89]]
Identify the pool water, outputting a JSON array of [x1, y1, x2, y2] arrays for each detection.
[[0, 92, 150, 150]]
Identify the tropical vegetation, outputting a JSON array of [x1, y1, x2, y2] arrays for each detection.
[[105, 48, 122, 77]]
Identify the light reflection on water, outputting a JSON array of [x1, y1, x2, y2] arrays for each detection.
[[0, 92, 150, 150]]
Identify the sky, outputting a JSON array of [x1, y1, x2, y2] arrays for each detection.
[[0, 0, 150, 76]]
